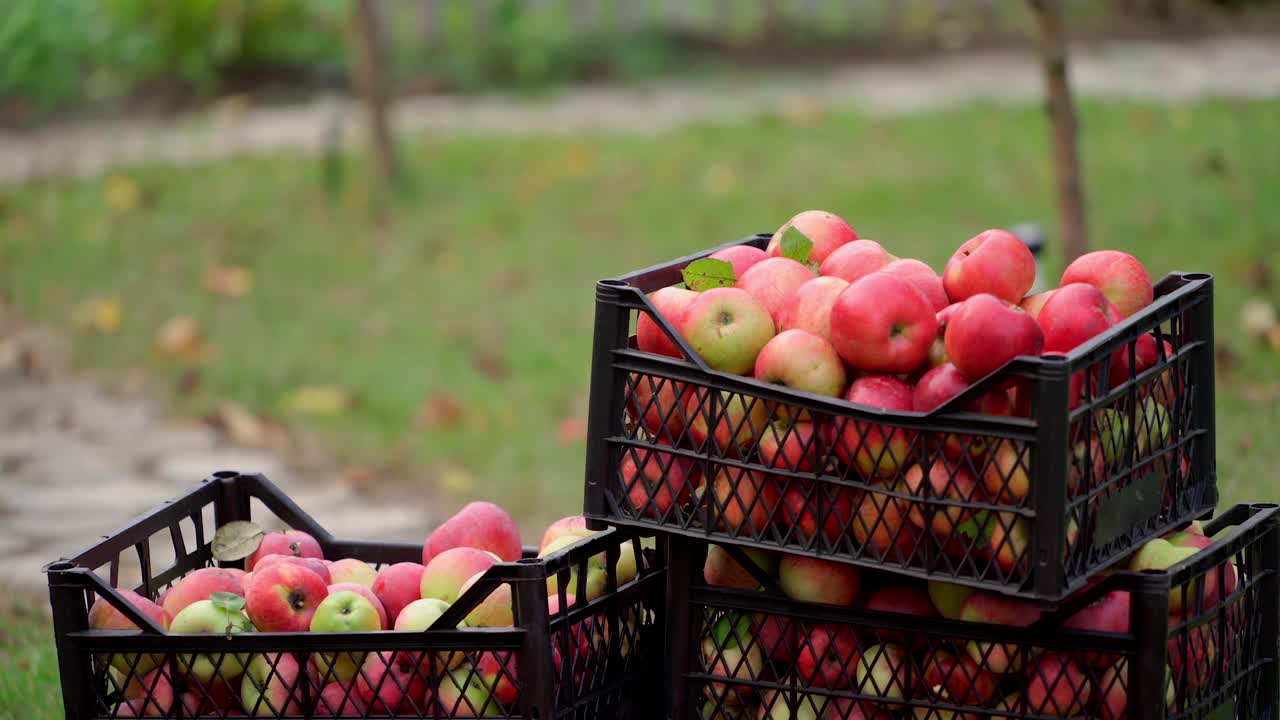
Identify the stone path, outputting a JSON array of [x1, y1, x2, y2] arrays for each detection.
[[2, 36, 1278, 186]]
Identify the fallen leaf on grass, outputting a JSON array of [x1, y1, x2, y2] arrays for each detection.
[[558, 143, 596, 179], [208, 401, 290, 451], [203, 265, 253, 298], [779, 97, 825, 128], [103, 174, 142, 211], [473, 348, 508, 381], [282, 385, 352, 416], [154, 315, 210, 362], [556, 416, 587, 444], [417, 391, 465, 431], [1240, 298, 1278, 348], [72, 297, 122, 334]]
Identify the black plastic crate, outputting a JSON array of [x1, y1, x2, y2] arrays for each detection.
[[663, 503, 1278, 720], [45, 472, 665, 719], [583, 233, 1218, 600]]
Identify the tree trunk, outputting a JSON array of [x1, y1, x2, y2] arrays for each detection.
[[350, 0, 399, 187], [1028, 0, 1088, 263]]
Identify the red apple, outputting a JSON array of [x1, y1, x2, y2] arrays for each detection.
[[914, 364, 1011, 460], [1026, 652, 1090, 717], [619, 439, 701, 518], [354, 651, 428, 715], [753, 329, 846, 419], [882, 258, 948, 312], [987, 511, 1031, 575], [795, 623, 859, 689], [627, 373, 693, 439], [944, 294, 1043, 381], [778, 483, 857, 546], [161, 567, 244, 619], [758, 420, 822, 473], [942, 229, 1036, 305], [246, 530, 323, 571], [371, 562, 426, 624], [778, 276, 849, 344], [830, 272, 937, 373], [687, 390, 770, 457], [538, 515, 591, 553], [1038, 283, 1119, 354], [421, 547, 501, 605], [252, 554, 331, 584], [327, 558, 377, 589], [711, 245, 770, 277], [243, 562, 329, 633], [682, 287, 776, 375], [767, 210, 858, 264], [851, 480, 919, 562], [737, 257, 815, 324], [829, 375, 915, 477], [704, 545, 778, 590], [959, 592, 1042, 673], [1061, 250, 1153, 318], [778, 554, 860, 606], [864, 584, 937, 648], [1020, 290, 1056, 320], [709, 466, 779, 535], [423, 501, 523, 564], [903, 459, 983, 538], [982, 438, 1031, 503], [920, 648, 998, 706], [1063, 590, 1131, 667], [854, 643, 910, 701], [637, 286, 697, 359], [819, 240, 894, 284], [317, 681, 367, 716]]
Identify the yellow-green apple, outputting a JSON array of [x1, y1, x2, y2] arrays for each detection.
[[708, 465, 779, 535], [244, 562, 329, 632], [701, 613, 764, 698], [959, 592, 1042, 673], [942, 229, 1036, 305], [252, 554, 331, 584], [704, 545, 778, 590], [1061, 250, 1153, 318], [310, 590, 384, 683], [688, 390, 770, 456], [920, 648, 998, 706], [753, 329, 846, 420], [539, 515, 593, 551], [778, 554, 860, 606], [987, 511, 1030, 575], [327, 582, 388, 629], [473, 651, 519, 707], [778, 276, 849, 344], [1063, 589, 1130, 667], [712, 245, 770, 277], [327, 558, 377, 589], [904, 459, 982, 538], [830, 273, 937, 373], [737, 257, 815, 325], [927, 581, 974, 621], [372, 562, 425, 623], [829, 375, 916, 477], [819, 239, 894, 284], [1038, 283, 1119, 354], [1020, 290, 1056, 320], [460, 573, 513, 627], [682, 287, 776, 375], [1026, 652, 1090, 717], [778, 484, 857, 546], [757, 689, 823, 720], [354, 650, 428, 715], [854, 643, 909, 701], [1135, 397, 1172, 455], [1129, 538, 1201, 612], [317, 681, 367, 716], [767, 210, 858, 264], [637, 286, 697, 358], [981, 438, 1031, 503], [627, 373, 693, 439], [422, 547, 502, 604], [851, 480, 919, 562], [539, 533, 637, 599], [240, 652, 301, 716], [116, 668, 174, 717], [169, 599, 254, 684], [882, 258, 948, 312], [944, 294, 1043, 381], [758, 420, 822, 472], [89, 589, 170, 676], [395, 597, 463, 674], [437, 662, 509, 717], [246, 530, 322, 571], [162, 567, 245, 618], [423, 501, 522, 564], [620, 439, 701, 517], [1094, 661, 1176, 720]]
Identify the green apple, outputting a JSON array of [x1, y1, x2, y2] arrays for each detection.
[[540, 535, 639, 600], [395, 598, 462, 671], [240, 653, 300, 716], [169, 598, 254, 684], [437, 663, 500, 716], [927, 581, 974, 621], [700, 612, 762, 699], [309, 590, 382, 683], [1136, 398, 1171, 455]]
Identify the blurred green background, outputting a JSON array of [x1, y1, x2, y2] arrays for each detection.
[[2, 2, 1279, 719]]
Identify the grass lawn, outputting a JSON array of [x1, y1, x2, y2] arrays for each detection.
[[0, 603, 60, 720], [0, 96, 1278, 720]]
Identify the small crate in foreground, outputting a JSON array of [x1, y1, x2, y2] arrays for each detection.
[[45, 472, 665, 719]]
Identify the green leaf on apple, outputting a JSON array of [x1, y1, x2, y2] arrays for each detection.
[[210, 591, 246, 614], [955, 511, 996, 543], [779, 226, 813, 265], [681, 258, 736, 292], [212, 521, 264, 562]]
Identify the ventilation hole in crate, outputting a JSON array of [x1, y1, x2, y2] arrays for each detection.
[[248, 496, 288, 531], [145, 528, 177, 584]]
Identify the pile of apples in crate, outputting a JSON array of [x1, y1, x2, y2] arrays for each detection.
[[628, 209, 1173, 551], [701, 519, 1235, 720], [90, 502, 633, 717]]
